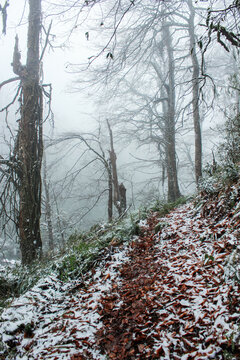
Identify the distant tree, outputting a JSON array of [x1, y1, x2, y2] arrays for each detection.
[[42, 156, 54, 252], [150, 22, 181, 202], [71, 0, 209, 194], [107, 120, 126, 216], [219, 59, 240, 164], [51, 125, 126, 223], [186, 0, 202, 184]]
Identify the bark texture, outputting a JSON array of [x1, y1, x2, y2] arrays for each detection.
[[107, 120, 126, 216], [164, 24, 181, 202], [13, 0, 43, 265], [43, 157, 54, 252], [108, 161, 113, 222], [188, 0, 202, 185]]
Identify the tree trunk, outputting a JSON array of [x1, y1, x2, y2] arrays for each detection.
[[13, 0, 43, 265], [107, 120, 126, 216], [43, 157, 54, 252], [52, 189, 65, 249], [119, 183, 127, 213], [188, 0, 202, 185], [108, 161, 113, 222], [164, 24, 181, 202]]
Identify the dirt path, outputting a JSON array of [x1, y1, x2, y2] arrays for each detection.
[[96, 204, 240, 359]]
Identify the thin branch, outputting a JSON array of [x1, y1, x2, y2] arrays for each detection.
[[87, 1, 135, 67], [76, 188, 109, 223], [0, 77, 20, 90], [39, 21, 53, 63], [0, 85, 22, 113]]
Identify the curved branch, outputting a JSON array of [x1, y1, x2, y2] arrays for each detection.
[[0, 76, 20, 90], [0, 85, 22, 113]]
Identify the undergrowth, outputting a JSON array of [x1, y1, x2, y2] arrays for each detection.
[[0, 196, 186, 311]]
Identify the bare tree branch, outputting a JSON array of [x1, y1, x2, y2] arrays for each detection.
[[0, 77, 20, 90], [40, 21, 53, 63], [0, 85, 22, 113]]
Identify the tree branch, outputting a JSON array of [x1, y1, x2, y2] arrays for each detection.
[[11, 35, 26, 77], [0, 85, 21, 113], [0, 76, 20, 90], [39, 21, 53, 63]]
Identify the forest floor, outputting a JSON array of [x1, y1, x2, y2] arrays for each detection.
[[0, 187, 240, 359]]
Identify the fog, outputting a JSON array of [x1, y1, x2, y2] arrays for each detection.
[[0, 0, 237, 262]]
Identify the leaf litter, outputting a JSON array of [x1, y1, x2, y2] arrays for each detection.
[[0, 189, 240, 359]]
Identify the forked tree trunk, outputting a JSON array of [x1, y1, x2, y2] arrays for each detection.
[[13, 0, 43, 265]]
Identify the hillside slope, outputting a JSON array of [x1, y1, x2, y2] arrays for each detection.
[[0, 181, 240, 360]]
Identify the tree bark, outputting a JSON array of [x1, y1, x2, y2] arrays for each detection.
[[188, 0, 202, 185], [43, 157, 54, 252], [107, 161, 113, 222], [13, 0, 43, 265], [107, 120, 126, 216], [52, 189, 65, 249], [163, 24, 181, 202]]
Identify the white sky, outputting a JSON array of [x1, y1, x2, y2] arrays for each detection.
[[0, 0, 99, 135]]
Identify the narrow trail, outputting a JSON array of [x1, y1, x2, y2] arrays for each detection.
[[1, 202, 240, 359], [96, 204, 240, 359]]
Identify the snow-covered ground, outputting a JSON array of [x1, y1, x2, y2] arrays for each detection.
[[0, 195, 239, 359], [0, 246, 130, 359]]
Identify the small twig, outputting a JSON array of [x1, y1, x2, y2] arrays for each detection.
[[0, 85, 21, 113], [39, 21, 53, 63], [10, 302, 37, 308], [87, 1, 135, 67]]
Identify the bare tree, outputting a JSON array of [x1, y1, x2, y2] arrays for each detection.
[[187, 0, 202, 184], [0, 0, 47, 265], [163, 23, 182, 201], [50, 126, 126, 223], [70, 0, 208, 194]]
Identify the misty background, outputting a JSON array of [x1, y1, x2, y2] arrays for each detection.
[[0, 0, 237, 263]]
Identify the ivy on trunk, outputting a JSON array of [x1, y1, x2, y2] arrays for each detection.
[[12, 0, 43, 265]]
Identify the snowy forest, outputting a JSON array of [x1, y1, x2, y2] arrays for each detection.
[[0, 0, 240, 359]]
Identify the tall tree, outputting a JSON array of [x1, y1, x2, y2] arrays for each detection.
[[187, 0, 202, 185], [163, 23, 181, 201], [0, 0, 43, 265], [13, 0, 43, 265]]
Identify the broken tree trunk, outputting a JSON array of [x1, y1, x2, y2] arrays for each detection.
[[107, 120, 126, 216]]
